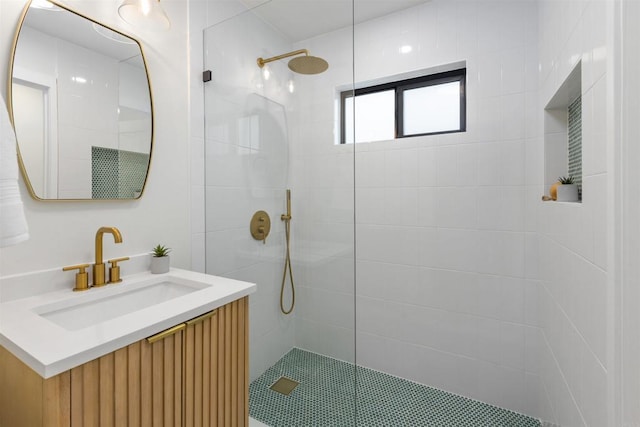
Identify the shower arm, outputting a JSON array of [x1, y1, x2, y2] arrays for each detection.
[[257, 49, 309, 68]]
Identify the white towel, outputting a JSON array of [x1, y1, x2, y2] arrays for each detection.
[[0, 94, 29, 247]]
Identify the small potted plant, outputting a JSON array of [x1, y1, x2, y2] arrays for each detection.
[[556, 176, 579, 202], [150, 244, 171, 274]]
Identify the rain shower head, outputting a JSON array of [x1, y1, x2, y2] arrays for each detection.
[[257, 49, 329, 75]]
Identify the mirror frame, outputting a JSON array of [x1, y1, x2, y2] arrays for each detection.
[[7, 0, 155, 201]]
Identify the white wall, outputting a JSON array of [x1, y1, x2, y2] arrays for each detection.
[[621, 2, 640, 425], [292, 0, 540, 417], [536, 1, 610, 426], [0, 0, 191, 277]]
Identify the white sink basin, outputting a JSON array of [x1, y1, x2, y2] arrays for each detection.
[[34, 276, 208, 331], [1, 264, 255, 378]]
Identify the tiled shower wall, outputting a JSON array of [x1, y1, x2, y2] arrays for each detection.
[[536, 1, 609, 426], [190, 2, 302, 381], [291, 0, 540, 418], [188, 0, 615, 423]]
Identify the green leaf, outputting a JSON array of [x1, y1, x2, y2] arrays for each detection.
[[151, 244, 171, 257]]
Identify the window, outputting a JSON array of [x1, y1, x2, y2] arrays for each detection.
[[340, 68, 466, 144]]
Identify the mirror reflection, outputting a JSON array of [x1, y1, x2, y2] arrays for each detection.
[[10, 0, 153, 200]]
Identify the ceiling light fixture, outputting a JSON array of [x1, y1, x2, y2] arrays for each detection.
[[30, 0, 62, 11], [118, 0, 171, 32], [92, 23, 136, 44]]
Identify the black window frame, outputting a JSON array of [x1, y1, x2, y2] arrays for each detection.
[[340, 68, 466, 144]]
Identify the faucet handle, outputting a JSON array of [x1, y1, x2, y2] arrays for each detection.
[[62, 263, 90, 292], [107, 257, 130, 284]]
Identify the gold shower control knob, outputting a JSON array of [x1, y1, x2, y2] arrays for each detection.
[[250, 210, 271, 244]]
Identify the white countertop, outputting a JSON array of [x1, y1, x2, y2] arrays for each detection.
[[0, 267, 255, 378]]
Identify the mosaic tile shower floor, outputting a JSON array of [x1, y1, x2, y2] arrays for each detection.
[[249, 348, 541, 427]]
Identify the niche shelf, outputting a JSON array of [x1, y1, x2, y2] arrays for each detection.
[[544, 61, 582, 203]]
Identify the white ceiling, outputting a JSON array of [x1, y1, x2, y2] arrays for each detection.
[[24, 6, 142, 63], [240, 0, 430, 42]]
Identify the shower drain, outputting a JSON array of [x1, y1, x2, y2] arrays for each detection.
[[269, 376, 300, 396]]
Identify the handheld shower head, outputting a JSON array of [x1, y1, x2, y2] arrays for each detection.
[[282, 189, 292, 221]]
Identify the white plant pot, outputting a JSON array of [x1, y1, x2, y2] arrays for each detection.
[[556, 184, 579, 202], [150, 256, 170, 274]]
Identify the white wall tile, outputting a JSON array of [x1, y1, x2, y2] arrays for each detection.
[[476, 96, 502, 142], [589, 174, 607, 270], [432, 228, 479, 272], [436, 187, 477, 229], [590, 78, 607, 175], [477, 187, 526, 232], [356, 224, 420, 265], [384, 187, 419, 226], [355, 187, 386, 225], [476, 1, 505, 53], [356, 150, 386, 188], [477, 51, 502, 99], [356, 261, 420, 304], [421, 268, 477, 313], [476, 360, 527, 414], [417, 188, 437, 227], [476, 142, 502, 185], [476, 231, 525, 277], [501, 93, 526, 141], [384, 149, 419, 187], [474, 275, 525, 324], [502, 48, 526, 95], [500, 322, 526, 371], [417, 147, 438, 187]]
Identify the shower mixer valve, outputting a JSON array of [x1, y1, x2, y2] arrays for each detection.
[[250, 210, 271, 244]]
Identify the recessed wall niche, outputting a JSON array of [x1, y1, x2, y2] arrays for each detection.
[[544, 61, 582, 202]]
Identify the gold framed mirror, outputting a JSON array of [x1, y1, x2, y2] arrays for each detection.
[[8, 0, 153, 201]]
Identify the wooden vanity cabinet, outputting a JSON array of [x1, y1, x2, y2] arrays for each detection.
[[0, 296, 248, 427]]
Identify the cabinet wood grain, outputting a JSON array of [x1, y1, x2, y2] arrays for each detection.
[[0, 296, 249, 427]]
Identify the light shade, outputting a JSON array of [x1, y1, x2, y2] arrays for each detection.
[[30, 0, 61, 10], [118, 0, 170, 32]]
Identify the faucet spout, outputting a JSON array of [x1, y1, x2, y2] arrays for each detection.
[[93, 226, 123, 287]]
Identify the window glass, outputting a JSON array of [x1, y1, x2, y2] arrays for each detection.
[[344, 90, 395, 144], [403, 81, 460, 135]]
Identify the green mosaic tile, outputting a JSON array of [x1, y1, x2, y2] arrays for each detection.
[[117, 149, 148, 198], [92, 146, 148, 199], [92, 146, 119, 199], [249, 348, 541, 427], [568, 95, 582, 191]]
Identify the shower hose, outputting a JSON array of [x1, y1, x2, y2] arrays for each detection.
[[280, 190, 295, 314]]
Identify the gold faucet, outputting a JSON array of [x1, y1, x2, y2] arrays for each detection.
[[93, 226, 123, 287]]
